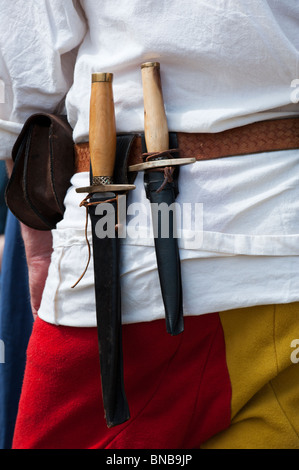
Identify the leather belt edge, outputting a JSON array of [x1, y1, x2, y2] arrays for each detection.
[[74, 117, 299, 174]]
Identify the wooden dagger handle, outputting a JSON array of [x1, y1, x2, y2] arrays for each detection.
[[89, 73, 116, 182], [141, 62, 169, 153]]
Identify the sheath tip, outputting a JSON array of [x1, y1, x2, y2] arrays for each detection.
[[106, 412, 131, 428]]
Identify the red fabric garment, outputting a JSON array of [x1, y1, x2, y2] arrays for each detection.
[[12, 314, 231, 449]]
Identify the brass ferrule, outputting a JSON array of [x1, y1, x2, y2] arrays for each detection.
[[92, 73, 113, 83], [141, 61, 160, 69]]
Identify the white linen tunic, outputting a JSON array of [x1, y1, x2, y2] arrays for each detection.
[[1, 0, 299, 327]]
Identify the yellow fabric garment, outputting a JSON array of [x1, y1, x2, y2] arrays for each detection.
[[201, 303, 299, 449]]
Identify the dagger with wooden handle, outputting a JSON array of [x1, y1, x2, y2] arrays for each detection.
[[87, 72, 130, 427], [141, 62, 184, 336]]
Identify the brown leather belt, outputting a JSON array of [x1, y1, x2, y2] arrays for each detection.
[[74, 118, 299, 173]]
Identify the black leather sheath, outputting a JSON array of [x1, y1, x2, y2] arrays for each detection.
[[143, 133, 184, 336], [89, 193, 129, 428], [88, 134, 135, 428]]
